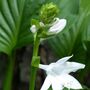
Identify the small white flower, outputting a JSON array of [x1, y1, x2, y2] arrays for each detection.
[[30, 18, 66, 35], [48, 18, 67, 34], [30, 25, 37, 33], [39, 55, 85, 90], [40, 22, 45, 27]]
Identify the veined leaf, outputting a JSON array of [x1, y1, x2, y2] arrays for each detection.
[[82, 16, 90, 51], [46, 0, 83, 57], [80, 0, 90, 15], [80, 0, 90, 50], [0, 0, 34, 55]]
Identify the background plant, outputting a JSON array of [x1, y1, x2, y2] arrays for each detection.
[[0, 0, 90, 90]]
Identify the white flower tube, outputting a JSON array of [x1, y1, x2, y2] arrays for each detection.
[[39, 55, 85, 90], [48, 18, 67, 34]]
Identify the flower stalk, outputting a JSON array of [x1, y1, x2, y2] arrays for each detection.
[[29, 33, 40, 90], [29, 3, 67, 90]]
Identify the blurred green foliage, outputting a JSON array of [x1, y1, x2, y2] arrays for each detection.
[[0, 0, 90, 89]]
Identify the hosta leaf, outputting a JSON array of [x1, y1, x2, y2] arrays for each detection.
[[0, 0, 34, 55], [80, 0, 90, 50], [82, 16, 90, 51], [47, 14, 85, 57], [80, 0, 90, 15], [46, 0, 82, 57], [47, 21, 77, 57]]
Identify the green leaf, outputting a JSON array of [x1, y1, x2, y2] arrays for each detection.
[[80, 0, 90, 15], [80, 0, 90, 50], [47, 0, 85, 57], [81, 15, 90, 51], [0, 0, 34, 55]]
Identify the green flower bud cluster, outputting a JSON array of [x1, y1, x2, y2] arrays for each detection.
[[30, 3, 61, 39], [39, 2, 59, 24]]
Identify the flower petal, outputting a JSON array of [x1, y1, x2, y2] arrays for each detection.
[[30, 25, 37, 33], [44, 55, 73, 75], [58, 74, 82, 89], [56, 55, 73, 64], [39, 64, 48, 71], [54, 60, 85, 74], [51, 76, 63, 90], [49, 18, 66, 34], [40, 75, 51, 90], [64, 62, 85, 73]]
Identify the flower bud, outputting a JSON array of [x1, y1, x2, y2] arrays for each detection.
[[39, 3, 59, 24]]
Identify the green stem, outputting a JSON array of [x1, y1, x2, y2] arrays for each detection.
[[29, 34, 40, 90], [3, 52, 15, 90]]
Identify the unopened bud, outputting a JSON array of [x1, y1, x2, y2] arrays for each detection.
[[40, 3, 59, 24]]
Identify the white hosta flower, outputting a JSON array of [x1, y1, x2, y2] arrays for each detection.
[[48, 18, 67, 34], [30, 25, 37, 33], [39, 55, 85, 90], [30, 18, 66, 35]]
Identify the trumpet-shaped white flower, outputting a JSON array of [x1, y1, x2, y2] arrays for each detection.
[[48, 18, 66, 34], [39, 55, 85, 90], [30, 18, 66, 35], [30, 25, 37, 33]]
